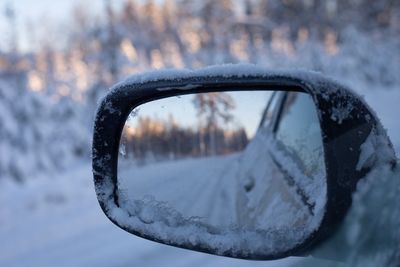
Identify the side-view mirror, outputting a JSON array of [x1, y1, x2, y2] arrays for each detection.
[[92, 65, 396, 260]]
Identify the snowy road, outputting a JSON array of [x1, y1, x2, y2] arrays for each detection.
[[0, 163, 308, 267]]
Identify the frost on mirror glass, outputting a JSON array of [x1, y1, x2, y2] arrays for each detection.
[[116, 90, 327, 254]]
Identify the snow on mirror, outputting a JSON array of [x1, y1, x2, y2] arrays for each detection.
[[117, 90, 327, 256]]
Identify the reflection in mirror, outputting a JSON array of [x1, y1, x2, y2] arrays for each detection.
[[117, 90, 327, 255]]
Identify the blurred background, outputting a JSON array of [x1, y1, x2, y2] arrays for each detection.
[[0, 1, 399, 266]]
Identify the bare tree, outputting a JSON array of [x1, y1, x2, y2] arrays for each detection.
[[193, 92, 235, 155]]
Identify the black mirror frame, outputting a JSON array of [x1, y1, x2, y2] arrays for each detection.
[[92, 67, 396, 260]]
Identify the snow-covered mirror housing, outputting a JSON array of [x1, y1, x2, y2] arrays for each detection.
[[92, 65, 396, 260]]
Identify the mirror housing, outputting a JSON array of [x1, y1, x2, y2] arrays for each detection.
[[92, 65, 396, 260]]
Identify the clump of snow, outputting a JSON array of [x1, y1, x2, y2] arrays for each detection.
[[330, 102, 354, 124], [108, 193, 314, 257]]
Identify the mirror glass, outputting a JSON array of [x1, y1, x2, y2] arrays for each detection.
[[117, 90, 327, 256]]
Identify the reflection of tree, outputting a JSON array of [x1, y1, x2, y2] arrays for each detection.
[[192, 92, 235, 155], [121, 112, 248, 164]]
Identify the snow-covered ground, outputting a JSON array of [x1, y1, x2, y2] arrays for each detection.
[[0, 162, 306, 267], [0, 83, 399, 267]]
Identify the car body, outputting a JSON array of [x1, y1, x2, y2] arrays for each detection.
[[235, 92, 326, 236]]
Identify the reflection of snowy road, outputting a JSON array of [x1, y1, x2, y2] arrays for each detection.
[[118, 154, 239, 226]]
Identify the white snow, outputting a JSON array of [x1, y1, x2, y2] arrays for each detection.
[[356, 126, 396, 171], [157, 84, 202, 91], [330, 102, 354, 124], [1, 68, 399, 267], [0, 163, 304, 267], [111, 64, 343, 94]]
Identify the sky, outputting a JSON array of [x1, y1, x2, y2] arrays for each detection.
[[0, 0, 105, 52], [0, 0, 242, 52]]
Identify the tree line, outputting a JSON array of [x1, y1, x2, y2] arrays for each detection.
[[0, 0, 398, 181], [121, 114, 248, 164]]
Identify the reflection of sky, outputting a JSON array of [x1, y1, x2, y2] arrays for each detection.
[[128, 91, 272, 138]]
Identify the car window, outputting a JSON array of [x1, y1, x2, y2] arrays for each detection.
[[260, 92, 281, 129], [275, 92, 325, 178]]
